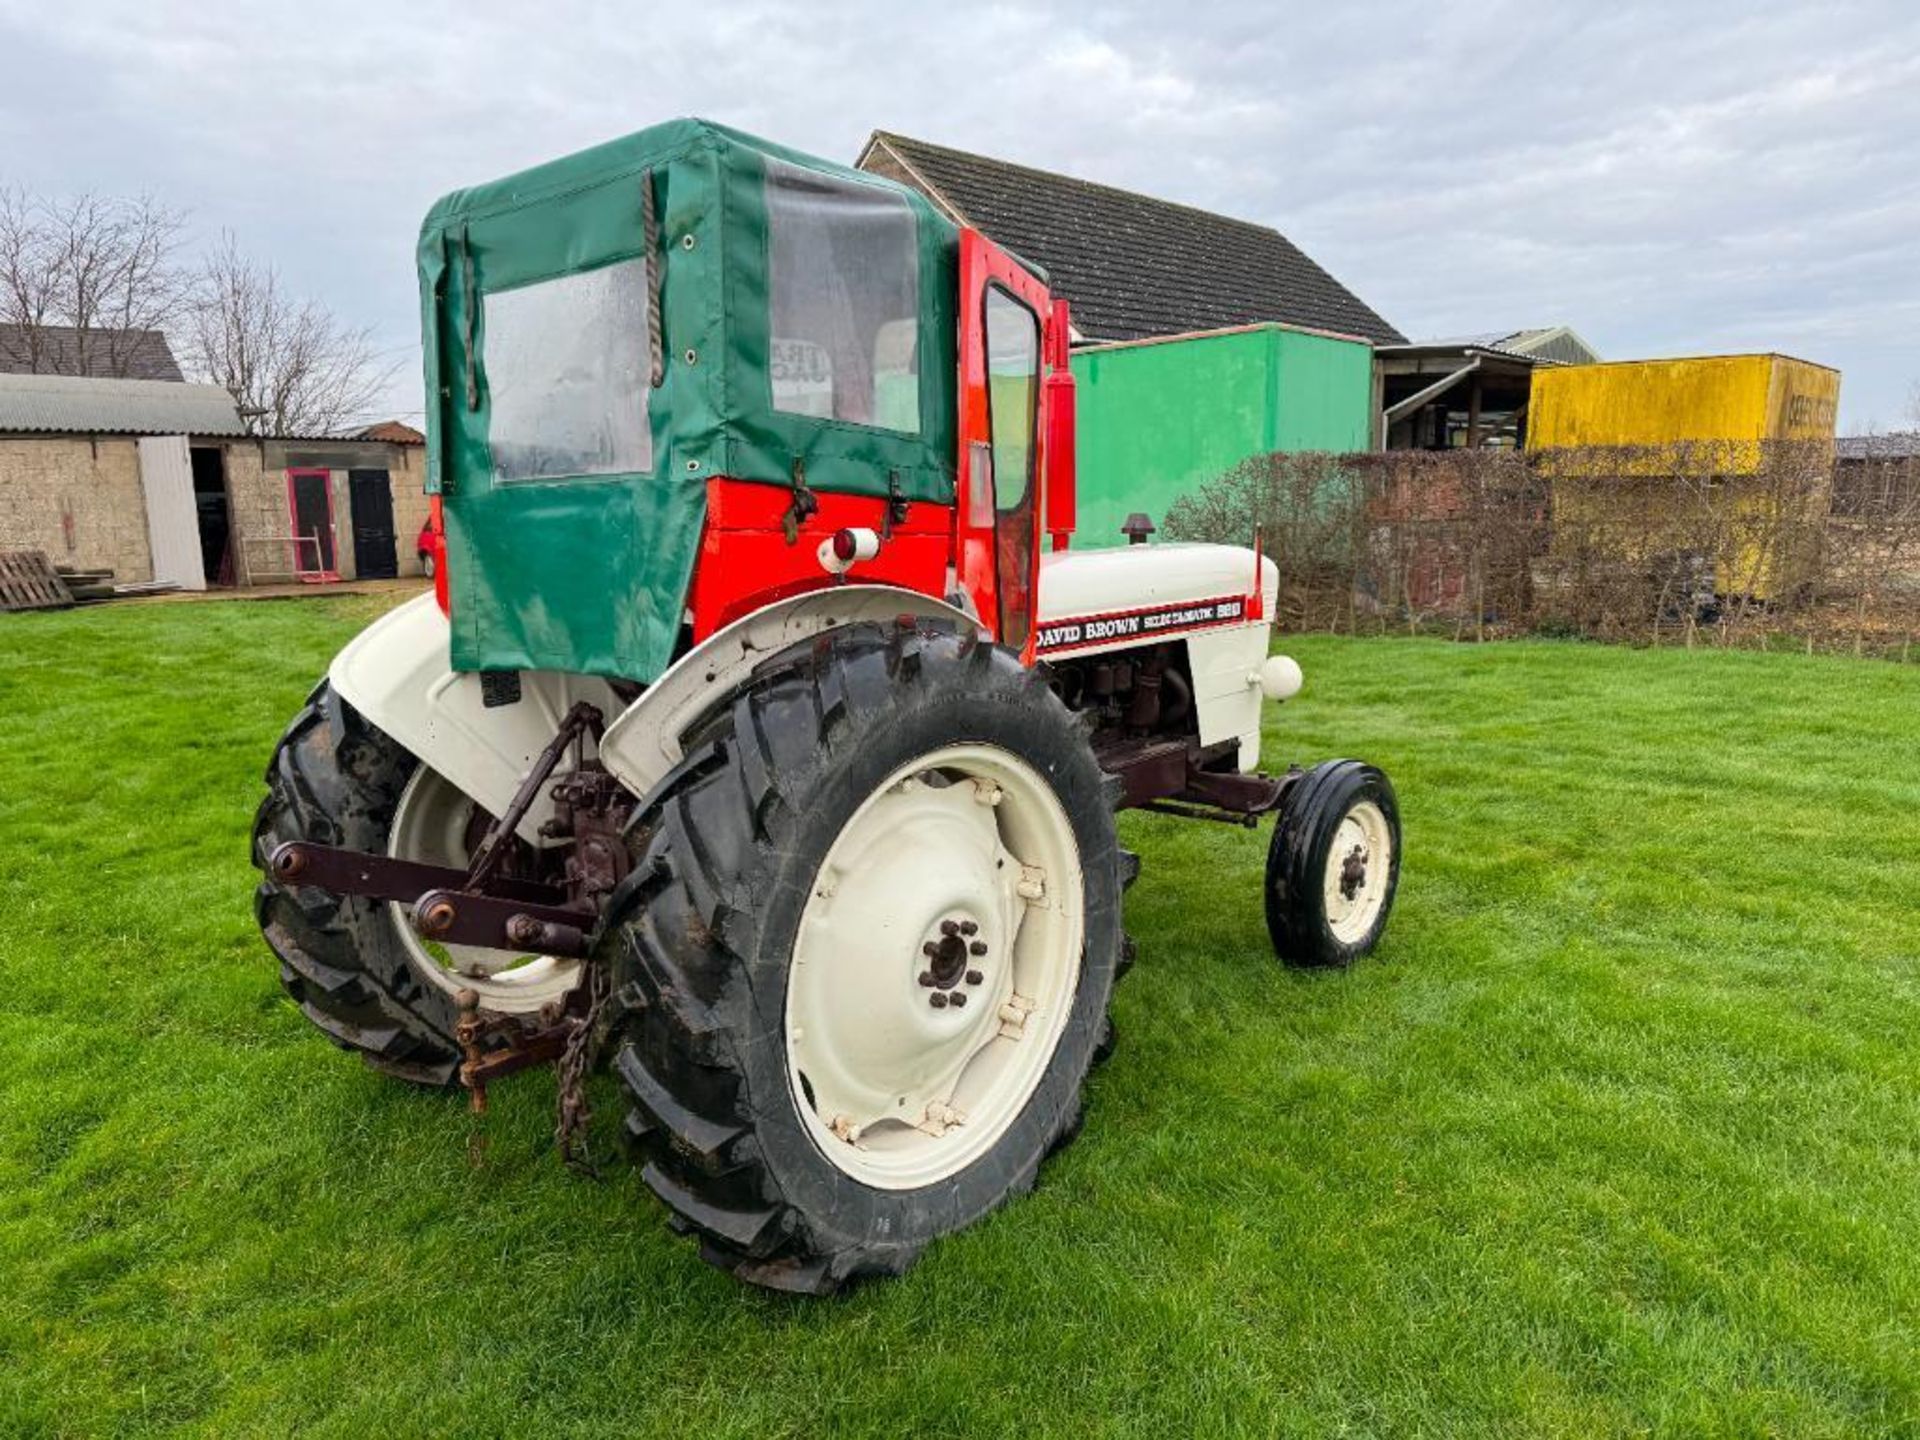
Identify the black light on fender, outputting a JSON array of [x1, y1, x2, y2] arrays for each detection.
[[817, 526, 881, 576]]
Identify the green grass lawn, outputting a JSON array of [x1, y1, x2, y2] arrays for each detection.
[[2, 597, 1917, 1438]]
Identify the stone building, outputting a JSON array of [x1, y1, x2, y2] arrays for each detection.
[[0, 370, 429, 590]]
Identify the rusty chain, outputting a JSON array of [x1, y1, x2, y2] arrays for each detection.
[[555, 960, 612, 1177]]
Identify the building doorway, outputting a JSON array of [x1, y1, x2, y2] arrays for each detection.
[[286, 469, 339, 580], [190, 446, 233, 585], [347, 469, 398, 579]]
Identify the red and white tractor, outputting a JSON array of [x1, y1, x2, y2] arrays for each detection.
[[253, 120, 1399, 1293]]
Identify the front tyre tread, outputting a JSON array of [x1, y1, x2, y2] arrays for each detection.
[[1265, 760, 1401, 969]]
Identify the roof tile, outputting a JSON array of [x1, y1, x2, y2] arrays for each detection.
[[863, 132, 1404, 346], [0, 324, 185, 381]]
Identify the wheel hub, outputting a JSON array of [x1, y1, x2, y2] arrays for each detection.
[[919, 916, 988, 1001], [785, 744, 1085, 1189], [1323, 800, 1394, 945], [385, 767, 584, 1013], [1338, 844, 1369, 900]]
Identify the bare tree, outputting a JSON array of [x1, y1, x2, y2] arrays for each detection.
[[0, 188, 189, 375], [0, 188, 57, 370], [187, 235, 395, 437]]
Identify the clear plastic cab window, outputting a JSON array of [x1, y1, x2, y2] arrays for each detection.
[[984, 286, 1038, 514], [765, 158, 921, 434], [484, 258, 653, 483]]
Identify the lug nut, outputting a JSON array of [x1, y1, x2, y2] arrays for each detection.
[[969, 940, 988, 956], [949, 992, 967, 1008], [918, 971, 935, 987], [940, 919, 960, 937], [959, 920, 978, 936], [929, 993, 949, 1009], [965, 969, 984, 986]]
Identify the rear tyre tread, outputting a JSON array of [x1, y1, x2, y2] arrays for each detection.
[[605, 621, 1127, 1293], [252, 681, 463, 1087]]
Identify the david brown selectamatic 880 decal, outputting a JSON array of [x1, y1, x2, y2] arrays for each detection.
[[1035, 595, 1248, 656]]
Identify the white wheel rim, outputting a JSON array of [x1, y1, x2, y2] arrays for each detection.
[[1324, 799, 1392, 944], [386, 767, 583, 1013], [785, 743, 1084, 1190]]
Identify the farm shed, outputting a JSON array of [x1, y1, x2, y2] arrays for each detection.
[[1069, 322, 1375, 548], [1528, 353, 1842, 600], [1831, 432, 1920, 593], [1374, 328, 1593, 451], [0, 371, 430, 591], [1833, 432, 1920, 519]]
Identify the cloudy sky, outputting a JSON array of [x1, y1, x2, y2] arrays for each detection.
[[3, 0, 1916, 429]]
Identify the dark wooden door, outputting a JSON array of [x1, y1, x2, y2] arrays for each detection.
[[348, 470, 398, 579]]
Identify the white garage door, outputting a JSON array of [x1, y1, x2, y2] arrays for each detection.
[[137, 435, 206, 592]]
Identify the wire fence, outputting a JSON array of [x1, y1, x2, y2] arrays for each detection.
[[1162, 442, 1920, 660]]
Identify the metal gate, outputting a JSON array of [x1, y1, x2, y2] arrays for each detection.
[[347, 470, 399, 579], [137, 435, 207, 591]]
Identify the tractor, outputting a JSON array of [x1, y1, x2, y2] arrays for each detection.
[[252, 120, 1401, 1294]]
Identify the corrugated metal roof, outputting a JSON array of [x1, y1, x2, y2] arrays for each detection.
[[1379, 338, 1554, 367], [1395, 327, 1599, 366], [0, 372, 247, 437], [1836, 432, 1920, 461]]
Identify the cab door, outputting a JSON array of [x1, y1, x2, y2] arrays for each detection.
[[956, 229, 1050, 653]]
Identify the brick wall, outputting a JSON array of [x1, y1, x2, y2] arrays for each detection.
[[388, 444, 431, 575], [220, 440, 295, 582], [0, 436, 154, 582]]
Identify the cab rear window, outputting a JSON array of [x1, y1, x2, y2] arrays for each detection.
[[765, 159, 921, 435]]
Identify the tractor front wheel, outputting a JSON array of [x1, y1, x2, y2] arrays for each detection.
[[1264, 760, 1401, 968], [602, 620, 1127, 1293]]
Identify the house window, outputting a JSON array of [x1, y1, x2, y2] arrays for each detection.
[[766, 158, 921, 433], [483, 258, 652, 482]]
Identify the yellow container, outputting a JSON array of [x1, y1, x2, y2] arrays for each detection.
[[1529, 353, 1839, 456], [1528, 355, 1839, 601]]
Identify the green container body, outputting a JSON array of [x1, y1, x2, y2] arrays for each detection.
[[1068, 323, 1375, 548]]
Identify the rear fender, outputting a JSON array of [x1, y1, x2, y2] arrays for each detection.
[[600, 585, 979, 799], [327, 593, 620, 842]]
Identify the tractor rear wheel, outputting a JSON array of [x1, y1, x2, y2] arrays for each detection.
[[1264, 760, 1401, 968], [602, 620, 1126, 1293], [252, 681, 585, 1084]]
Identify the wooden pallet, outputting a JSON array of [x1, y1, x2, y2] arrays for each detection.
[[0, 550, 75, 612]]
